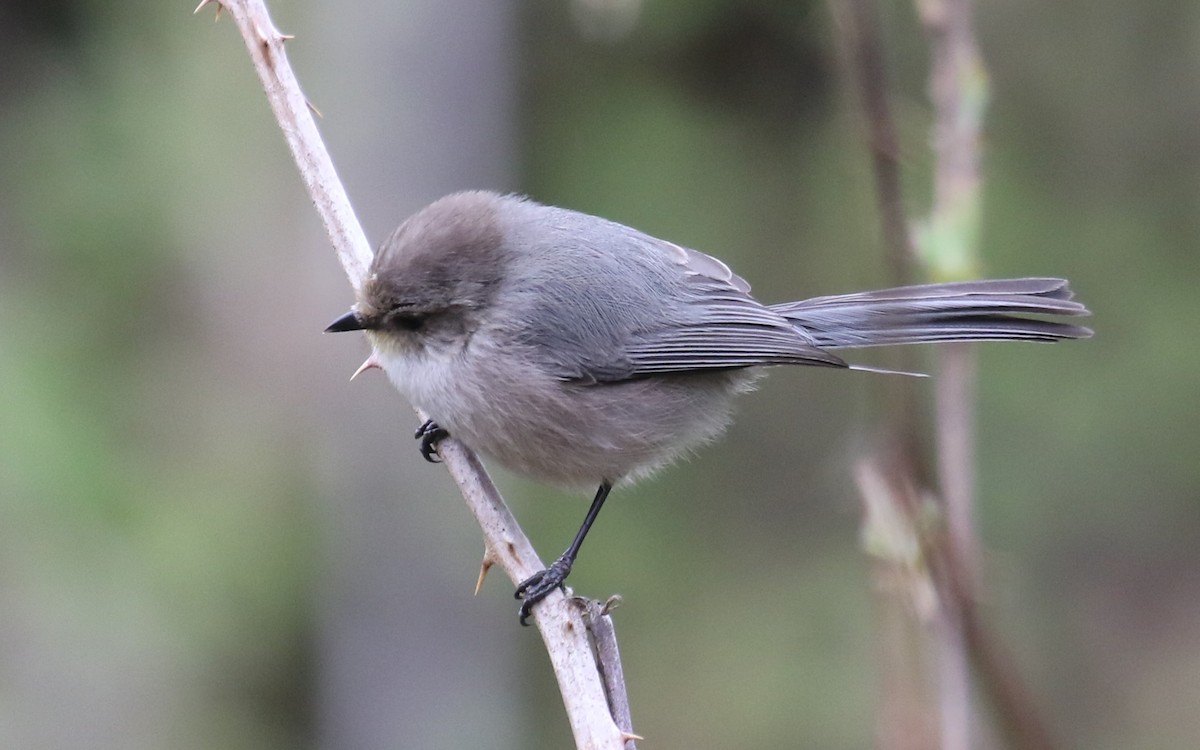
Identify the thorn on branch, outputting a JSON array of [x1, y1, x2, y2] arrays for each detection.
[[248, 16, 294, 53], [474, 555, 495, 596], [601, 594, 623, 616], [252, 22, 272, 53]]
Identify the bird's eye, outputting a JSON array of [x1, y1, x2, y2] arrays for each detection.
[[390, 312, 426, 332]]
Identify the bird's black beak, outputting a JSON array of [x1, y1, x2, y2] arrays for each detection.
[[325, 310, 367, 333]]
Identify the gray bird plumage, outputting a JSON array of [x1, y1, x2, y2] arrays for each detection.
[[340, 190, 1090, 486], [327, 190, 1092, 622]]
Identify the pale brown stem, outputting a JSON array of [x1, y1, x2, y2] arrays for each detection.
[[578, 597, 639, 749], [842, 0, 1061, 747], [197, 2, 629, 747], [921, 1, 983, 746], [837, 1, 937, 746]]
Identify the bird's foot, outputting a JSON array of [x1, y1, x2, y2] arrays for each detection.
[[414, 419, 449, 463], [515, 556, 574, 626]]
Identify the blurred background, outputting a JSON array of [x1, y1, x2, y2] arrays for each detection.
[[0, 0, 1196, 748]]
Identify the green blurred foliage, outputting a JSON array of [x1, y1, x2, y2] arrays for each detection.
[[0, 2, 314, 747], [1, 0, 1197, 748]]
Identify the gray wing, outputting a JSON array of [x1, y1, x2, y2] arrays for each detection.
[[502, 200, 847, 384], [616, 240, 846, 375], [562, 238, 847, 383]]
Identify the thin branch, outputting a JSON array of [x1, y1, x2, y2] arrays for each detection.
[[839, 0, 927, 452], [841, 0, 917, 288], [841, 0, 1062, 748], [919, 0, 988, 579], [197, 2, 628, 748], [193, 0, 371, 290], [928, 523, 1060, 750], [578, 597, 640, 750], [838, 2, 940, 747], [918, 1, 987, 748]]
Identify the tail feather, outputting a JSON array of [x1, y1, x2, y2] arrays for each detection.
[[769, 278, 1092, 349]]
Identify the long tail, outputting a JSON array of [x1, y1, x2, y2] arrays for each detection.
[[769, 278, 1092, 348]]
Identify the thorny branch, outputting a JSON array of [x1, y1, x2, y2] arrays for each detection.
[[195, 2, 634, 748]]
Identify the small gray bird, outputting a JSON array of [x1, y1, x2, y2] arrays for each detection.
[[326, 190, 1091, 624]]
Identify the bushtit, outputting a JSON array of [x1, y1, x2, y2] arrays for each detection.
[[326, 190, 1091, 624]]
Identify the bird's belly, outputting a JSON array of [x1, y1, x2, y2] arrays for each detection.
[[375, 345, 756, 487]]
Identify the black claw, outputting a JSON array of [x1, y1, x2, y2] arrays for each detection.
[[515, 557, 574, 626], [517, 600, 533, 626], [414, 419, 450, 463], [512, 483, 611, 626]]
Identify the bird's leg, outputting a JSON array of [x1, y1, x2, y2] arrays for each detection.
[[414, 419, 450, 463], [515, 481, 613, 626]]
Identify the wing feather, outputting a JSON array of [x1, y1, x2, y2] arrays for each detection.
[[600, 252, 846, 379]]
